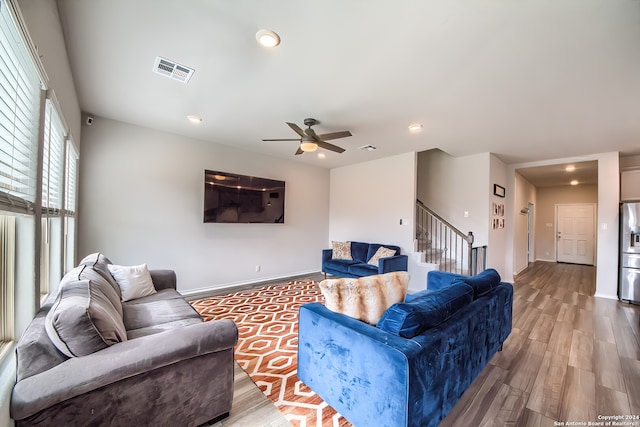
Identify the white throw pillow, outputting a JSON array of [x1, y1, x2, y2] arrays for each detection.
[[107, 263, 157, 302]]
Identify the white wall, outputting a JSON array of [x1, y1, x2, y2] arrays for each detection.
[[329, 152, 415, 248], [17, 0, 81, 143], [488, 154, 507, 274], [78, 117, 330, 293], [595, 152, 620, 299], [329, 153, 417, 286], [417, 150, 507, 278], [417, 150, 490, 247]]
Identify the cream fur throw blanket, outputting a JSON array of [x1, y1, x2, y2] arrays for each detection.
[[319, 271, 410, 325]]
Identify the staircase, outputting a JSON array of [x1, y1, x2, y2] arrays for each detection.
[[415, 199, 486, 275]]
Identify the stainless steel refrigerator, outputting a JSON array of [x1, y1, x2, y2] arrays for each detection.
[[620, 202, 640, 304]]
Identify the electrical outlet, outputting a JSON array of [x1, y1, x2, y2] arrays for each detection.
[[255, 265, 261, 272]]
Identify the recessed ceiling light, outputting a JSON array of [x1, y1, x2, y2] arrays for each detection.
[[408, 123, 423, 133], [359, 145, 377, 151], [256, 29, 281, 48], [565, 165, 576, 172], [187, 115, 203, 124], [571, 180, 579, 186], [317, 153, 326, 159]]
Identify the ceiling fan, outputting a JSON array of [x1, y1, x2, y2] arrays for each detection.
[[262, 118, 352, 155]]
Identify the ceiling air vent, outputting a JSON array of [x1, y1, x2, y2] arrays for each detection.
[[359, 145, 377, 151], [152, 56, 195, 83]]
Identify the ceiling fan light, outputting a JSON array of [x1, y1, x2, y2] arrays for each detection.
[[256, 29, 280, 48], [300, 141, 318, 152]]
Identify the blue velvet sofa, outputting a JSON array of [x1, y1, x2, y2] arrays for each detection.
[[321, 241, 408, 278], [298, 269, 513, 427]]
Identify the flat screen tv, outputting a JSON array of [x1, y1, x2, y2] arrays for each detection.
[[204, 170, 285, 223]]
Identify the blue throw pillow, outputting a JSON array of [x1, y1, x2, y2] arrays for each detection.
[[377, 282, 473, 338], [460, 268, 501, 298]]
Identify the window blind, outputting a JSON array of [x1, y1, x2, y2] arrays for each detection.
[[64, 141, 78, 214], [42, 99, 65, 212], [0, 2, 41, 212]]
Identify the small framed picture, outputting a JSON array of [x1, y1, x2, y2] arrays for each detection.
[[494, 184, 505, 198]]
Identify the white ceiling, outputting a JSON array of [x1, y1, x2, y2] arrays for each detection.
[[517, 160, 598, 187], [56, 0, 640, 170]]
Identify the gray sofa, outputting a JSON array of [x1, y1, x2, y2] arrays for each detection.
[[10, 253, 238, 426]]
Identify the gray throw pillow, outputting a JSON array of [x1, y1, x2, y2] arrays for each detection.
[[45, 279, 127, 357], [79, 252, 122, 300], [60, 265, 123, 318]]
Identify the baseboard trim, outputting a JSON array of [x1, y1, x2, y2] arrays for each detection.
[[593, 292, 619, 301]]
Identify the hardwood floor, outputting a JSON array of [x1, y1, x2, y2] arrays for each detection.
[[203, 264, 639, 427], [440, 261, 640, 427]]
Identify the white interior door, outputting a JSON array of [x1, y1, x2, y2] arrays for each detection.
[[556, 204, 595, 265]]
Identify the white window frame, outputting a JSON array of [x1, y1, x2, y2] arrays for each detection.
[[0, 0, 77, 361], [0, 0, 44, 354]]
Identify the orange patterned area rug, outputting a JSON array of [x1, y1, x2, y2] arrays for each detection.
[[190, 280, 352, 427]]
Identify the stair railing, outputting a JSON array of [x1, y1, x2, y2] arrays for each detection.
[[416, 199, 487, 275]]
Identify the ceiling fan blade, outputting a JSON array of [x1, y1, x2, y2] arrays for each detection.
[[317, 141, 345, 153], [316, 130, 352, 141], [262, 138, 301, 141], [286, 122, 306, 138], [295, 146, 304, 155]]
